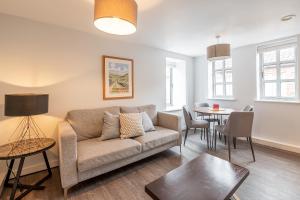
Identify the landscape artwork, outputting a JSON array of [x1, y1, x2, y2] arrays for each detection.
[[103, 56, 134, 99]]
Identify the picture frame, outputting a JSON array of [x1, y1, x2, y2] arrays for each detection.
[[102, 55, 134, 100]]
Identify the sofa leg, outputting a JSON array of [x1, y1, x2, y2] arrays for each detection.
[[64, 188, 69, 200]]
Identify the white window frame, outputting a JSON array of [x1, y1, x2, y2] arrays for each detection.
[[257, 38, 299, 101], [165, 58, 187, 110], [211, 59, 233, 98], [166, 63, 174, 107]]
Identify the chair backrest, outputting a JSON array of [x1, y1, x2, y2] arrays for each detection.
[[224, 111, 254, 137], [242, 105, 253, 112], [183, 106, 193, 128], [194, 102, 209, 108]]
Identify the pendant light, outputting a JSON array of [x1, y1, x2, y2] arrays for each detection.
[[94, 0, 138, 35], [207, 35, 231, 61]]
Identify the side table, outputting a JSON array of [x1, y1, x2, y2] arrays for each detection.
[[0, 138, 55, 200]]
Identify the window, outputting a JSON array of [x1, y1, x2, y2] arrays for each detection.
[[208, 58, 233, 98], [166, 58, 186, 110], [258, 38, 298, 100]]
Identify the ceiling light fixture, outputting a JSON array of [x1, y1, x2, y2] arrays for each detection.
[[281, 14, 296, 21], [94, 0, 138, 35], [207, 35, 231, 61]]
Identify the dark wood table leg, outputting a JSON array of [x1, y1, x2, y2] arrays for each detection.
[[15, 151, 52, 200], [4, 159, 15, 187], [4, 151, 52, 200], [10, 157, 25, 200], [43, 151, 52, 176]]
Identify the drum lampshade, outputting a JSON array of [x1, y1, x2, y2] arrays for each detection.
[[94, 0, 138, 35], [5, 94, 49, 116], [207, 44, 231, 61]]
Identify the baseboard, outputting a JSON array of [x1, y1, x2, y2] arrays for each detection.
[[252, 136, 300, 154], [22, 159, 59, 176]]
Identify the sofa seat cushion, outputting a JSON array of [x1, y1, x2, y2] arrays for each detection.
[[134, 126, 180, 151], [77, 138, 142, 172]]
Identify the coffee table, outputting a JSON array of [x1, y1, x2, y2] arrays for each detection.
[[145, 153, 249, 200]]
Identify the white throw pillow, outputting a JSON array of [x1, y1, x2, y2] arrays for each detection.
[[141, 112, 155, 132], [119, 113, 145, 139]]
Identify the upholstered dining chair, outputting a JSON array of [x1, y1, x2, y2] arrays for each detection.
[[215, 111, 255, 162], [223, 105, 254, 147], [183, 106, 209, 148]]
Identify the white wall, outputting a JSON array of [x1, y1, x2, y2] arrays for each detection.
[[194, 36, 300, 153], [0, 14, 194, 177]]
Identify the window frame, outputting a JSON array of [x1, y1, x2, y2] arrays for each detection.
[[211, 59, 233, 98], [166, 63, 174, 107], [258, 41, 298, 101], [165, 58, 187, 110]]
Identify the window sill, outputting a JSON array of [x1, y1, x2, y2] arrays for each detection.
[[165, 106, 183, 112], [207, 97, 237, 101], [255, 99, 300, 104]]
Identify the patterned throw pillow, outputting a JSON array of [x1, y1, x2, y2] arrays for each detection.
[[141, 112, 155, 132], [120, 113, 145, 139]]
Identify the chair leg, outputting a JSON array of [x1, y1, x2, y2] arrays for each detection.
[[224, 135, 227, 145], [206, 128, 209, 150], [64, 188, 69, 200], [233, 137, 237, 149], [249, 137, 256, 162], [194, 128, 197, 134], [184, 128, 189, 146], [227, 136, 231, 162], [200, 129, 203, 140], [214, 130, 217, 150]]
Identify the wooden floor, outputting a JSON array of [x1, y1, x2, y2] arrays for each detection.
[[2, 131, 300, 200]]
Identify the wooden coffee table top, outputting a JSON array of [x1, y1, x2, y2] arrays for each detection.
[[145, 153, 249, 200]]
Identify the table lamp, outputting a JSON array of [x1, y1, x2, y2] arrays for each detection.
[[4, 94, 49, 156]]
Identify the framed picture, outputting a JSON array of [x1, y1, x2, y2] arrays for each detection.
[[102, 56, 134, 100]]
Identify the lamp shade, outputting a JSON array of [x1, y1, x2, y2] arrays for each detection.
[[5, 94, 49, 116], [207, 44, 231, 61], [94, 0, 137, 35]]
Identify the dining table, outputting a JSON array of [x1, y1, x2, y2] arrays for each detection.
[[193, 107, 235, 149]]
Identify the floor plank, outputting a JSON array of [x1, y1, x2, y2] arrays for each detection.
[[2, 131, 300, 200]]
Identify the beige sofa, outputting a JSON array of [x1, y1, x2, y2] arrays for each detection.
[[58, 105, 181, 198]]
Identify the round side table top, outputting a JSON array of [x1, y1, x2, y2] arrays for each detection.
[[0, 138, 55, 160]]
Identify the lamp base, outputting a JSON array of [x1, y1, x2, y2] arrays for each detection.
[[7, 116, 47, 157]]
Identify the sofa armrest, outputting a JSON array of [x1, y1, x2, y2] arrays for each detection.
[[58, 121, 78, 189], [158, 112, 182, 146], [158, 112, 182, 132]]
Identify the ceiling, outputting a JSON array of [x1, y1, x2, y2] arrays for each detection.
[[0, 0, 299, 57]]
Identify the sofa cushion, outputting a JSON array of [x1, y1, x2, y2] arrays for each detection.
[[120, 113, 145, 139], [134, 126, 180, 151], [141, 112, 155, 132], [67, 107, 120, 141], [99, 112, 120, 141], [77, 138, 141, 172], [121, 104, 158, 125]]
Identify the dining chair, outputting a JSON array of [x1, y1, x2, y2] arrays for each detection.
[[215, 111, 255, 162], [223, 105, 254, 147], [183, 106, 209, 148]]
